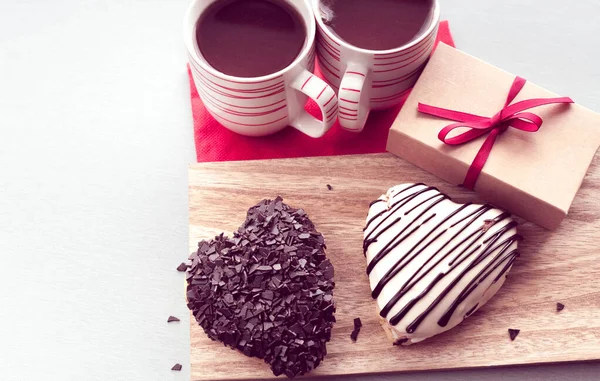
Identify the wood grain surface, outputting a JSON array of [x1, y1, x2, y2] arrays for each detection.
[[189, 153, 600, 381]]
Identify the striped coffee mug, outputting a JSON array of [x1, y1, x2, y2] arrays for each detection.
[[312, 0, 440, 132], [184, 0, 339, 138]]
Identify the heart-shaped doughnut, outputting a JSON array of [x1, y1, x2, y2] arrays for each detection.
[[364, 184, 521, 344], [186, 197, 336, 378]]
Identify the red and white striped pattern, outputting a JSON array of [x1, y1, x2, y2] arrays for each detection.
[[294, 70, 339, 131], [335, 64, 368, 130], [315, 9, 439, 111], [188, 36, 337, 138], [338, 88, 361, 122], [370, 26, 438, 108], [189, 59, 290, 135], [315, 23, 342, 86]]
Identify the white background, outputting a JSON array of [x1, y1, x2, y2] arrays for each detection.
[[1, 0, 599, 380]]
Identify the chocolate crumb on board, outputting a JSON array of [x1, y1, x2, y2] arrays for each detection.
[[557, 302, 565, 312], [176, 262, 188, 272], [350, 328, 360, 342], [508, 329, 520, 341], [171, 363, 182, 371], [167, 316, 180, 323], [326, 184, 333, 191], [350, 317, 362, 341], [186, 197, 336, 379]]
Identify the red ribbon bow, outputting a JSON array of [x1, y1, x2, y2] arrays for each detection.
[[417, 76, 574, 190]]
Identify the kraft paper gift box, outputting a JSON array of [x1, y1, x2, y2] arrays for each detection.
[[387, 43, 600, 230]]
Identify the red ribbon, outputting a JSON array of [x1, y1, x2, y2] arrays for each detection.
[[417, 76, 574, 190]]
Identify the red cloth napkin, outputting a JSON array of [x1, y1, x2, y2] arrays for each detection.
[[189, 21, 455, 163]]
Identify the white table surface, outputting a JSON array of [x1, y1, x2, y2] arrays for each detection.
[[1, 0, 599, 380]]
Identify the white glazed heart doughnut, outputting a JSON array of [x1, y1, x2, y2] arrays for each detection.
[[364, 184, 521, 345]]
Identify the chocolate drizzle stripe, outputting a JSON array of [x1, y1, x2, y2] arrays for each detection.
[[391, 183, 426, 200], [453, 205, 492, 231], [366, 194, 445, 276], [364, 185, 438, 232], [465, 303, 479, 317], [449, 204, 491, 228], [364, 209, 387, 232], [364, 185, 520, 335], [364, 193, 447, 252], [388, 242, 482, 326], [369, 199, 385, 208], [479, 251, 517, 287], [474, 233, 520, 269], [405, 193, 446, 215], [371, 201, 472, 298], [492, 211, 512, 224], [380, 218, 487, 318], [368, 223, 421, 279], [364, 209, 386, 231], [380, 227, 446, 291], [493, 253, 519, 283], [365, 214, 401, 245], [437, 247, 519, 327], [447, 231, 486, 267], [404, 230, 521, 332], [366, 189, 442, 267], [363, 216, 401, 255], [483, 221, 519, 245]]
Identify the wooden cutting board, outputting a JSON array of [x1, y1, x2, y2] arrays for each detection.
[[189, 153, 600, 380]]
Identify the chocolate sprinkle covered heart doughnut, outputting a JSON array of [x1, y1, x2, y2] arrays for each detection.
[[364, 184, 521, 345], [187, 197, 336, 378]]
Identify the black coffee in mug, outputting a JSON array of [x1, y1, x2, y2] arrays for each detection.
[[320, 0, 434, 51], [196, 0, 306, 78]]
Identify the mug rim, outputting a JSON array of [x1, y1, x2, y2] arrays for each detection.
[[183, 0, 316, 83], [311, 0, 441, 56]]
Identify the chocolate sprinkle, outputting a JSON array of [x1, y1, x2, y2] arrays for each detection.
[[326, 184, 333, 191], [176, 262, 187, 272], [167, 316, 180, 323], [171, 363, 182, 371], [186, 197, 336, 378], [508, 329, 520, 341], [350, 317, 362, 342], [557, 302, 565, 312], [350, 328, 360, 342]]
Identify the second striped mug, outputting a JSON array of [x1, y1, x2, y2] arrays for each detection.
[[312, 0, 440, 132]]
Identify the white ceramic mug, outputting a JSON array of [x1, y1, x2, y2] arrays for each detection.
[[184, 0, 339, 138], [312, 0, 440, 132]]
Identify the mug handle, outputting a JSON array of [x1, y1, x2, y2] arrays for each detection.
[[337, 63, 370, 132], [290, 70, 338, 138]]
